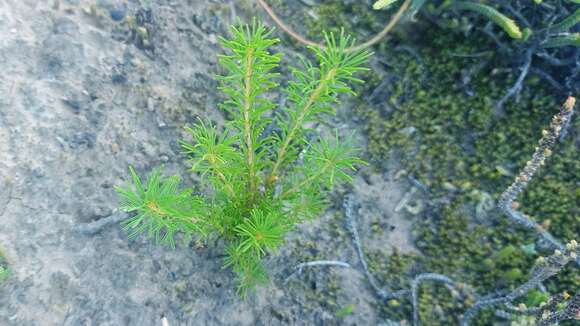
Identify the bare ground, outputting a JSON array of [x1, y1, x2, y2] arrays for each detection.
[[0, 1, 419, 325]]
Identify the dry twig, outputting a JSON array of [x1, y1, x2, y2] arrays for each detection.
[[497, 96, 576, 258], [285, 260, 351, 284], [256, 0, 411, 52], [76, 211, 127, 235], [461, 242, 579, 325]]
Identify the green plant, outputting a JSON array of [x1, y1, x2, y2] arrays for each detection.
[[549, 8, 580, 32], [373, 0, 579, 46], [0, 266, 7, 283], [373, 0, 402, 10], [452, 1, 523, 39], [305, 0, 578, 111], [0, 251, 8, 284], [373, 0, 426, 18], [336, 303, 356, 318], [115, 21, 370, 295], [372, 0, 515, 29], [347, 23, 578, 324]]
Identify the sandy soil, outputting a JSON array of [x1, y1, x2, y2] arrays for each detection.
[[0, 1, 419, 325]]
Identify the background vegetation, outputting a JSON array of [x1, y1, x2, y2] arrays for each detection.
[[291, 1, 579, 324]]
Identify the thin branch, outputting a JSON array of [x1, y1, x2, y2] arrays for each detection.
[[256, 0, 411, 52], [482, 22, 508, 50], [269, 69, 337, 189], [76, 212, 127, 235], [536, 51, 577, 67], [530, 67, 564, 93], [535, 293, 580, 326], [461, 241, 579, 325], [242, 48, 257, 194], [287, 100, 577, 326], [504, 302, 542, 315], [344, 195, 392, 300], [285, 260, 351, 284], [411, 273, 456, 326], [214, 169, 236, 197], [498, 96, 576, 257], [495, 49, 533, 113]]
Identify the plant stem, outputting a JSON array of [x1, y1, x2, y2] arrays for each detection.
[[243, 48, 257, 195], [497, 96, 576, 258], [280, 161, 332, 199], [216, 170, 235, 196], [267, 69, 337, 189]]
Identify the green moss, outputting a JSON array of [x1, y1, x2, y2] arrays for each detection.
[[285, 235, 345, 317], [352, 24, 579, 324], [523, 289, 550, 307], [306, 1, 399, 42], [300, 2, 579, 324], [312, 14, 578, 326], [416, 282, 477, 326], [299, 270, 343, 314], [367, 249, 416, 322]]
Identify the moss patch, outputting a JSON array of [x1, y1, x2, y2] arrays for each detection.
[[305, 3, 579, 325], [306, 1, 389, 40], [356, 28, 578, 325]]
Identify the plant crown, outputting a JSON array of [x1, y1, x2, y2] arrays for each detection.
[[115, 21, 370, 295]]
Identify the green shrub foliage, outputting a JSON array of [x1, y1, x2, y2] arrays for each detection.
[[115, 21, 370, 295]]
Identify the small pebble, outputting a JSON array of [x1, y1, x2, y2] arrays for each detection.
[[157, 117, 166, 128], [110, 8, 125, 21], [112, 73, 127, 84]]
